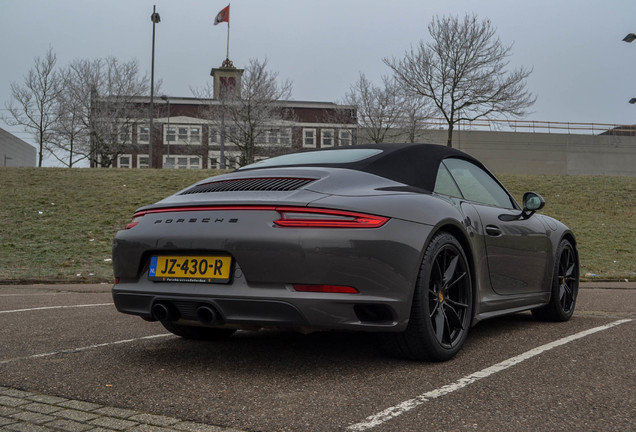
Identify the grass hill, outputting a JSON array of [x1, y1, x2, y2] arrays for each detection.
[[1, 167, 633, 283]]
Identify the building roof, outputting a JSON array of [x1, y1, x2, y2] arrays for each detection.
[[101, 95, 356, 111], [0, 128, 37, 167]]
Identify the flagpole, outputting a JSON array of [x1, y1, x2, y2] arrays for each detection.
[[226, 7, 230, 60]]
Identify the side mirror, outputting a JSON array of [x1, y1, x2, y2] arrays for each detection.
[[499, 192, 545, 221], [522, 192, 545, 212]]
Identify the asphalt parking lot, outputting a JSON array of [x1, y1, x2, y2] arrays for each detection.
[[1, 283, 634, 432]]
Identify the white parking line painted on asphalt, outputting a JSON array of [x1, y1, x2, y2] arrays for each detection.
[[0, 293, 68, 297], [0, 292, 110, 297], [0, 334, 174, 365], [347, 318, 633, 431], [0, 303, 113, 314]]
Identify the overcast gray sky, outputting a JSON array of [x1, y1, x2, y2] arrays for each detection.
[[1, 0, 635, 163]]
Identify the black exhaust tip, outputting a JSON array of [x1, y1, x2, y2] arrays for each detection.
[[151, 302, 178, 321], [196, 305, 219, 326], [354, 303, 394, 324]]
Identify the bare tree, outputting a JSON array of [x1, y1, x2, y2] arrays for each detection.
[[194, 58, 293, 166], [190, 82, 235, 168], [4, 47, 61, 166], [52, 57, 151, 167], [344, 74, 404, 144], [46, 66, 89, 167], [227, 58, 292, 165], [396, 90, 435, 143], [385, 13, 535, 147]]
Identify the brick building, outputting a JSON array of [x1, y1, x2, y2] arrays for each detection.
[[104, 62, 357, 169], [109, 98, 357, 169]]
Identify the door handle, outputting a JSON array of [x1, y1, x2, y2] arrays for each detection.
[[486, 225, 502, 237]]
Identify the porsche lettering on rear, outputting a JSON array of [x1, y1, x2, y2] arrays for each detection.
[[152, 217, 239, 224]]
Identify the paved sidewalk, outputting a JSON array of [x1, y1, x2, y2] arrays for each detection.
[[0, 386, 245, 432]]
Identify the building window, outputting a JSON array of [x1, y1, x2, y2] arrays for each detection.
[[280, 128, 291, 147], [165, 125, 201, 144], [256, 128, 292, 146], [178, 127, 188, 141], [137, 155, 149, 168], [321, 129, 334, 148], [137, 126, 149, 144], [188, 156, 201, 169], [228, 157, 241, 169], [208, 150, 241, 169], [163, 155, 202, 169], [166, 127, 176, 143], [118, 125, 132, 144], [303, 128, 316, 148], [190, 127, 201, 143], [117, 154, 132, 168], [209, 129, 239, 152], [339, 129, 353, 146], [209, 127, 219, 144]]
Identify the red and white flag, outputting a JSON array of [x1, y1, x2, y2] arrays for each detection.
[[214, 5, 229, 25]]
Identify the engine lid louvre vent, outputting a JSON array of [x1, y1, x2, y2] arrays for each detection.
[[179, 177, 316, 194]]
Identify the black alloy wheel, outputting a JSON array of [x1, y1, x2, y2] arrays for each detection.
[[428, 242, 472, 349], [532, 239, 579, 321], [557, 241, 578, 314], [383, 232, 473, 361]]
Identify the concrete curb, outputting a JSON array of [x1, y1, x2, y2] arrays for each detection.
[[578, 281, 636, 289]]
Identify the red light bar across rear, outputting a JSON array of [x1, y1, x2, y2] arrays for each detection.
[[126, 206, 389, 229], [274, 207, 389, 228]]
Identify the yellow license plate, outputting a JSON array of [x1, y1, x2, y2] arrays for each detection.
[[148, 255, 232, 283]]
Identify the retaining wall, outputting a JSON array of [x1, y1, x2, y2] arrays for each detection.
[[374, 129, 636, 176]]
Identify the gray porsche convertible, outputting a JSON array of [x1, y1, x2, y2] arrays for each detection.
[[112, 143, 579, 361]]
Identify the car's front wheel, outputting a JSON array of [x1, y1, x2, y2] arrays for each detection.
[[532, 238, 579, 322], [383, 232, 473, 361], [160, 321, 237, 340]]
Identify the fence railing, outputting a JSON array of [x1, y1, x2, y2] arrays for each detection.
[[419, 118, 635, 135]]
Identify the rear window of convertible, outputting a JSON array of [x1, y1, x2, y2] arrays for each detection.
[[239, 149, 383, 170]]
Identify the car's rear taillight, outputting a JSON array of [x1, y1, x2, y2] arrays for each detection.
[[274, 207, 388, 228], [123, 206, 389, 229], [125, 212, 146, 230], [293, 284, 359, 294]]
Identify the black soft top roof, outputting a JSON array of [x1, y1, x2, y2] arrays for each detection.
[[241, 143, 484, 192]]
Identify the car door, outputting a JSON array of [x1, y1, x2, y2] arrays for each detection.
[[441, 158, 551, 295]]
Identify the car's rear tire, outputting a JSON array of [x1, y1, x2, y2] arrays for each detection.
[[160, 321, 237, 340], [383, 232, 473, 361], [532, 238, 578, 322]]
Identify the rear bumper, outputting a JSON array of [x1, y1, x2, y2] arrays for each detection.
[[112, 209, 435, 331], [112, 267, 409, 331]]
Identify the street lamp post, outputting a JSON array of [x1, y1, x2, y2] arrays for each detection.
[[624, 33, 635, 105], [149, 5, 161, 168]]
